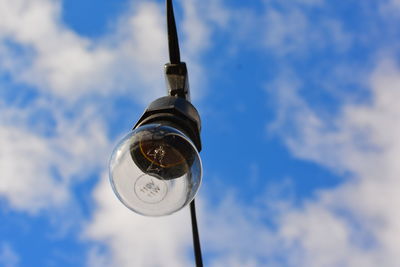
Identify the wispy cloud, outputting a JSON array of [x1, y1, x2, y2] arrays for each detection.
[[1, 0, 400, 266], [0, 0, 218, 265], [0, 102, 109, 213], [0, 0, 170, 103], [0, 0, 213, 213], [191, 58, 400, 267], [0, 243, 19, 267], [84, 174, 193, 267], [263, 58, 400, 266]]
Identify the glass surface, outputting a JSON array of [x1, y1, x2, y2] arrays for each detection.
[[109, 124, 202, 216]]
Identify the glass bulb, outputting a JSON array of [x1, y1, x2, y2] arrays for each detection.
[[109, 124, 202, 216]]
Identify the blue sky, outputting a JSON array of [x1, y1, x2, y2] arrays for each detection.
[[1, 0, 400, 266]]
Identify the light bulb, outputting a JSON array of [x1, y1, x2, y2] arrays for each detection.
[[109, 124, 202, 216]]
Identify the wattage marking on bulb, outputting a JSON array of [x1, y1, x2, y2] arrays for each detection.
[[140, 179, 161, 197], [134, 175, 168, 204]]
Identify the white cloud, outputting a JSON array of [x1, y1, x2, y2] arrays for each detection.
[[83, 174, 192, 267], [171, 0, 353, 59], [172, 58, 400, 267], [0, 0, 217, 103], [0, 0, 168, 103], [79, 1, 234, 265], [0, 0, 222, 265], [0, 0, 184, 214], [380, 0, 400, 16], [0, 0, 215, 213], [77, 1, 379, 266], [0, 102, 109, 213], [0, 243, 19, 267], [263, 5, 352, 55], [4, 1, 399, 267], [263, 58, 400, 266], [82, 2, 400, 266], [177, 0, 231, 100]]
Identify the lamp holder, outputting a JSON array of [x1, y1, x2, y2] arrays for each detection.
[[133, 96, 202, 152]]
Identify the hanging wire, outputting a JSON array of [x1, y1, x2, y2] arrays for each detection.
[[166, 0, 181, 63], [166, 1, 203, 266], [190, 200, 204, 267]]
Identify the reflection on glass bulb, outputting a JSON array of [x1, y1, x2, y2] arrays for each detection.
[[109, 124, 202, 216]]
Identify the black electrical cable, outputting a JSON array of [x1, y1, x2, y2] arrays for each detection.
[[166, 1, 203, 266], [190, 200, 203, 267], [166, 0, 181, 64]]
